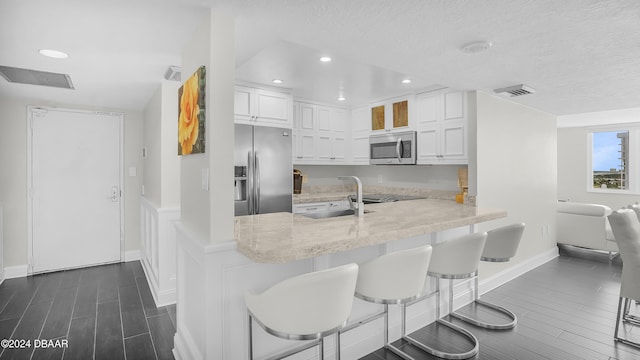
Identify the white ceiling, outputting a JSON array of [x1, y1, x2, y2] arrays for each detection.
[[1, 0, 640, 118]]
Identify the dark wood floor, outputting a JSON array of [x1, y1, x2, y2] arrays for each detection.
[[3, 247, 640, 360], [362, 245, 640, 360], [0, 261, 175, 360]]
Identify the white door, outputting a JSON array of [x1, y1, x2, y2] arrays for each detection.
[[30, 107, 122, 273]]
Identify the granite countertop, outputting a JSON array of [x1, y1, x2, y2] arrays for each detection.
[[235, 199, 506, 263]]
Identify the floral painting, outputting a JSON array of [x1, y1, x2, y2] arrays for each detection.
[[178, 66, 206, 155]]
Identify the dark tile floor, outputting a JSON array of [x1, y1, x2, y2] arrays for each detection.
[[0, 261, 175, 360], [4, 246, 640, 360], [361, 245, 640, 360]]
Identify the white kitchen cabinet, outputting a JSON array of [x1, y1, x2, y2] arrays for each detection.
[[317, 107, 348, 162], [370, 95, 415, 134], [293, 101, 319, 163], [292, 102, 316, 162], [416, 89, 467, 164], [351, 106, 371, 165], [234, 85, 293, 128], [293, 101, 350, 164]]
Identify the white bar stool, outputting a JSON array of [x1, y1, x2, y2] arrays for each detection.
[[245, 263, 359, 360], [450, 222, 525, 330], [608, 209, 640, 349], [339, 245, 432, 359], [418, 232, 488, 359]]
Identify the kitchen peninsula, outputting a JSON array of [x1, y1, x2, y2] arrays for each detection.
[[227, 198, 506, 359], [235, 198, 506, 263]]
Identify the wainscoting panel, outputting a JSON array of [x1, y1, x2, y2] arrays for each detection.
[[139, 197, 180, 307]]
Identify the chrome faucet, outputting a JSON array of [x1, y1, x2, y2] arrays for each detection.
[[338, 176, 364, 217]]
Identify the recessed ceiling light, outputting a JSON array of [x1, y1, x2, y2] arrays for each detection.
[[461, 41, 493, 54], [38, 49, 69, 59], [338, 96, 346, 101], [319, 56, 332, 62], [272, 79, 283, 84], [401, 79, 412, 84]]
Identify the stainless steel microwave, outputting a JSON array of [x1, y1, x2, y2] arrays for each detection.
[[369, 131, 417, 165]]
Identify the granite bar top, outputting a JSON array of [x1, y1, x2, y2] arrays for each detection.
[[235, 199, 506, 263]]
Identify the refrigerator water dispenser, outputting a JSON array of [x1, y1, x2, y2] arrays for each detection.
[[234, 166, 247, 201]]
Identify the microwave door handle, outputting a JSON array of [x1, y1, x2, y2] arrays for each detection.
[[396, 138, 403, 162]]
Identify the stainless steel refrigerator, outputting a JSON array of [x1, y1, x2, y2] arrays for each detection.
[[234, 124, 292, 215]]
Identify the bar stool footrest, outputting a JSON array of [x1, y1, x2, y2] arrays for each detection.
[[384, 343, 416, 360], [615, 336, 640, 350], [450, 299, 517, 330], [403, 319, 479, 359]]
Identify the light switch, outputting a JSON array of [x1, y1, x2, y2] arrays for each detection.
[[129, 167, 137, 177], [201, 168, 209, 191]]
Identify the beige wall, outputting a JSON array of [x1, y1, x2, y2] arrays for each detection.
[[472, 91, 558, 279], [558, 126, 640, 209], [0, 95, 143, 267]]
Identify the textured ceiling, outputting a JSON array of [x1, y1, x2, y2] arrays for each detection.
[[1, 0, 639, 118]]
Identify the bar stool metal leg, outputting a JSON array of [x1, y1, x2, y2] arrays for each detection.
[[248, 312, 254, 360], [403, 277, 480, 359], [449, 271, 517, 330]]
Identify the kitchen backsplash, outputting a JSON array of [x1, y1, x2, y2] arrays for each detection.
[[298, 184, 458, 202]]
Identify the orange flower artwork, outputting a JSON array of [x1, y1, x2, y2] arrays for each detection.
[[178, 66, 205, 155]]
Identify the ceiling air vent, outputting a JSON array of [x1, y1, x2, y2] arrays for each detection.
[[494, 84, 535, 97], [0, 65, 74, 89], [164, 66, 181, 81]]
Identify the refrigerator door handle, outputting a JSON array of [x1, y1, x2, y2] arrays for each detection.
[[247, 151, 253, 214], [255, 151, 261, 214]]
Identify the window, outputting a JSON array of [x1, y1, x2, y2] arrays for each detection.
[[592, 130, 628, 190], [588, 126, 638, 193]]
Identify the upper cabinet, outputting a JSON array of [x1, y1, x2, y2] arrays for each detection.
[[234, 85, 293, 128], [415, 89, 467, 164], [293, 101, 350, 165], [351, 106, 371, 165], [370, 95, 414, 133]]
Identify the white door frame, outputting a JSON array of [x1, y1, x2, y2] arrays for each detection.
[[26, 106, 125, 274]]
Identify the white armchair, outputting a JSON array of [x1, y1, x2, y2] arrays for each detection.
[[556, 201, 618, 259]]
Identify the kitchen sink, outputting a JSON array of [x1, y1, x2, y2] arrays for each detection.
[[299, 209, 371, 219]]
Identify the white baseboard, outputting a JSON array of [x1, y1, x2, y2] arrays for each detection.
[[124, 250, 140, 262], [141, 257, 176, 307], [173, 327, 202, 360], [4, 265, 28, 279], [479, 246, 559, 295]]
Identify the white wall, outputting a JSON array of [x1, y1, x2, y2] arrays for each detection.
[[143, 85, 162, 206], [558, 126, 640, 208], [0, 95, 144, 267], [143, 80, 180, 208], [179, 10, 234, 243], [174, 9, 235, 360], [160, 81, 181, 207], [296, 164, 462, 191], [473, 91, 558, 279]]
